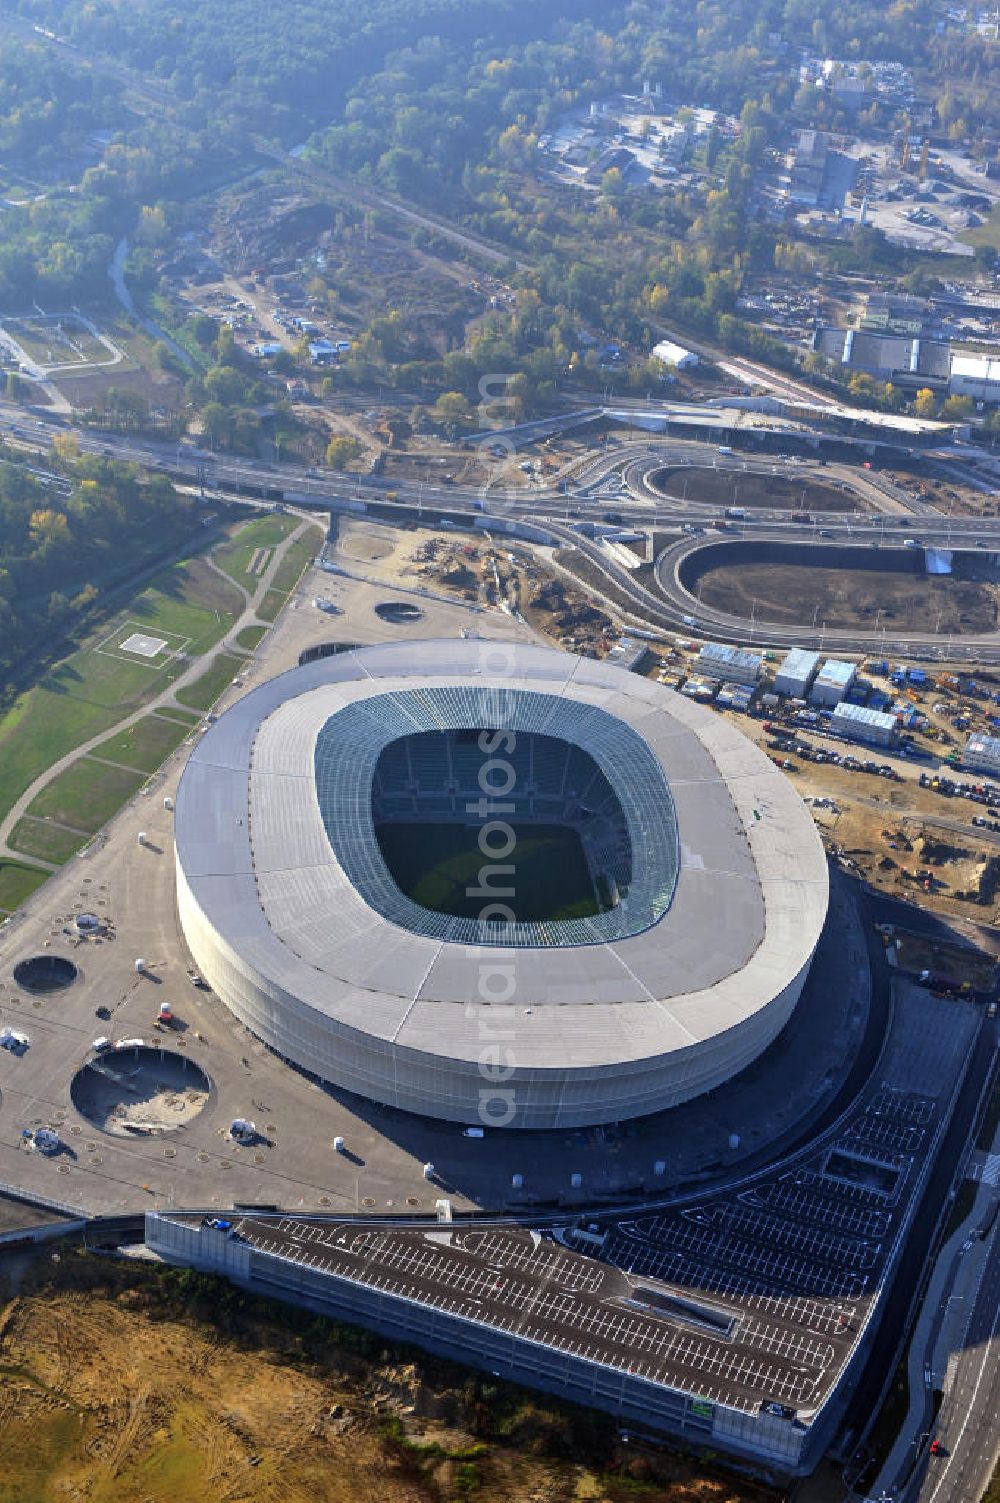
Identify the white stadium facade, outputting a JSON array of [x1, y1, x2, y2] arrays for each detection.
[[174, 640, 828, 1130]]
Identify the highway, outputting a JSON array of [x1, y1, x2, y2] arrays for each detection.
[[6, 398, 1000, 660], [913, 1215, 1000, 1503]]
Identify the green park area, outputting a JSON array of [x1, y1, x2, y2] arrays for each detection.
[[26, 758, 146, 834], [176, 652, 244, 713], [0, 857, 51, 914], [0, 554, 241, 842], [251, 524, 323, 623], [0, 511, 317, 898], [214, 512, 299, 592], [91, 712, 194, 774], [8, 818, 90, 865]]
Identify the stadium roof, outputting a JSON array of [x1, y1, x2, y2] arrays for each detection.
[[313, 686, 679, 948], [175, 641, 828, 1086]]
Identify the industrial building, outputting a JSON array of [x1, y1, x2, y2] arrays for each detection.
[[962, 731, 1000, 776], [812, 329, 950, 392], [774, 648, 821, 699], [860, 292, 928, 334], [174, 640, 827, 1131], [696, 641, 763, 687], [651, 338, 699, 369], [949, 353, 1000, 405], [789, 129, 829, 204], [831, 702, 898, 747], [811, 659, 857, 707]]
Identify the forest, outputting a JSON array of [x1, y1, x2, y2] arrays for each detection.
[[0, 451, 192, 682], [0, 0, 993, 417]]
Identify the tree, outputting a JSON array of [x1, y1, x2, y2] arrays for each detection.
[[324, 435, 361, 470], [940, 395, 974, 420], [189, 314, 218, 349], [914, 388, 938, 418], [433, 391, 474, 430]]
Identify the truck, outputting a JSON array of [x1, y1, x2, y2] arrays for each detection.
[[790, 511, 812, 524], [712, 519, 729, 531]]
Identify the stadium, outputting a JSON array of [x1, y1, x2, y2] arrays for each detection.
[[174, 640, 829, 1130]]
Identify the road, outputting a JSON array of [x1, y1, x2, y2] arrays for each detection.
[[108, 237, 194, 371], [916, 1216, 1000, 1503], [5, 397, 1000, 659]]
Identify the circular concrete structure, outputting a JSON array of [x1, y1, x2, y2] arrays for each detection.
[[71, 1046, 211, 1137], [13, 955, 78, 993], [174, 640, 828, 1129]]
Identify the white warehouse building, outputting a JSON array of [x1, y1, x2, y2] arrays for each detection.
[[831, 702, 898, 748], [949, 353, 1000, 406], [811, 659, 856, 707], [774, 649, 821, 699], [651, 338, 699, 370], [696, 642, 763, 687], [962, 732, 1000, 777]]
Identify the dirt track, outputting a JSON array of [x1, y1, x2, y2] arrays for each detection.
[[650, 466, 857, 511], [692, 558, 998, 633]]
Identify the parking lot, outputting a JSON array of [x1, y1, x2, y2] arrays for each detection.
[[170, 981, 984, 1432], [215, 1215, 836, 1411]]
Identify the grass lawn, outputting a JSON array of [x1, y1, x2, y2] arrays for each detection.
[[0, 558, 240, 831], [175, 652, 244, 712], [91, 713, 192, 774], [214, 514, 299, 591], [964, 205, 1000, 253], [156, 707, 201, 726], [236, 624, 267, 650], [269, 527, 324, 594], [8, 817, 90, 865], [0, 857, 51, 913], [374, 821, 599, 922], [27, 757, 145, 834], [128, 556, 243, 652], [256, 589, 288, 623]]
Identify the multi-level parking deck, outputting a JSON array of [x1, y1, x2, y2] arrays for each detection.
[[147, 985, 983, 1474]]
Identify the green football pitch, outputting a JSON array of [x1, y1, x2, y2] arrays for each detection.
[[375, 821, 601, 923]]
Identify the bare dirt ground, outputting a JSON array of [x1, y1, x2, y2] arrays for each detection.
[[0, 1256, 784, 1503], [693, 560, 998, 633], [883, 469, 998, 519], [335, 529, 396, 565], [649, 466, 857, 511]]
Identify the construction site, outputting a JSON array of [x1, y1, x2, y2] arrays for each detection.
[[649, 465, 859, 511], [679, 541, 1000, 633]]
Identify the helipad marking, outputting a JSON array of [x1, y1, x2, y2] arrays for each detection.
[[120, 632, 168, 658]]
